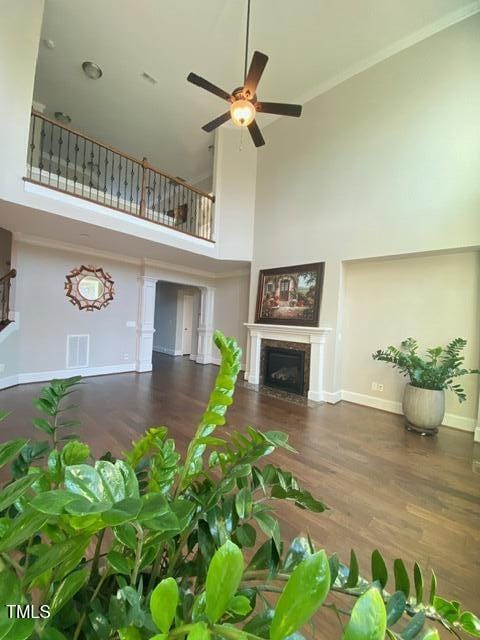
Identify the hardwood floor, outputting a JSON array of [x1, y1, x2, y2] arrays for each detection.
[[1, 353, 479, 632]]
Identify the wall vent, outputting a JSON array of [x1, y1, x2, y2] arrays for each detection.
[[66, 335, 90, 369]]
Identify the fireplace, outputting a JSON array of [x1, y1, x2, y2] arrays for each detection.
[[260, 339, 311, 397]]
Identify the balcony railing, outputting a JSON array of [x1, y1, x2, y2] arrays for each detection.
[[0, 269, 16, 329], [25, 111, 215, 242]]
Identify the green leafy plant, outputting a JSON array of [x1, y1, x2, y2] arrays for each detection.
[[0, 332, 478, 639], [372, 338, 479, 402]]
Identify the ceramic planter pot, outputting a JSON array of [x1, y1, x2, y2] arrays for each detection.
[[402, 384, 445, 435]]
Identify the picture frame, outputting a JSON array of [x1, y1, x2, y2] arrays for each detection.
[[255, 262, 325, 326]]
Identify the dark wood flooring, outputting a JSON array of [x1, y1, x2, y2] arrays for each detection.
[[1, 353, 479, 633]]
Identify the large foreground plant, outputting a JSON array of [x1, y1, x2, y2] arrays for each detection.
[[0, 332, 478, 640]]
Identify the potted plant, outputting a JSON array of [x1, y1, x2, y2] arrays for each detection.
[[372, 337, 479, 435], [0, 332, 478, 638]]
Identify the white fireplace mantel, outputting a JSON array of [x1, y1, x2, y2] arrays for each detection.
[[244, 323, 332, 402]]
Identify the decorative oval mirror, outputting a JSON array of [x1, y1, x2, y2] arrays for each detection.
[[65, 265, 114, 311]]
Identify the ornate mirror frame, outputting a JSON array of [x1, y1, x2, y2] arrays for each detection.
[[65, 265, 115, 311]]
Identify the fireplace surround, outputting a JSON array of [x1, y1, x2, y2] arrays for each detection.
[[244, 323, 332, 402]]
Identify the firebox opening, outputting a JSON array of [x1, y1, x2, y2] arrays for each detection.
[[263, 346, 306, 396]]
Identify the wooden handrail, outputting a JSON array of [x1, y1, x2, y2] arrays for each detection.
[[0, 268, 16, 284], [0, 268, 16, 327], [31, 110, 214, 201]]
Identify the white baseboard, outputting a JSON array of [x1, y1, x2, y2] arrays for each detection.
[[0, 312, 20, 345], [341, 390, 403, 415], [153, 346, 183, 357], [0, 375, 20, 390], [340, 390, 476, 433], [474, 425, 480, 443], [0, 363, 136, 390], [323, 390, 342, 404]]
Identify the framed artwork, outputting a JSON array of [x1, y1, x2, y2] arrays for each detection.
[[255, 262, 325, 326], [65, 265, 115, 311]]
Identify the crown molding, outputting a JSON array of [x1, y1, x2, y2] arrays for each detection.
[[264, 2, 480, 128], [12, 233, 250, 280]]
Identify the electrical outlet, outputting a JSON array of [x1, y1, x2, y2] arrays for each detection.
[[377, 383, 384, 392], [123, 354, 129, 361]]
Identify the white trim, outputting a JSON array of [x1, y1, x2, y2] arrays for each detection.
[[153, 346, 183, 357], [474, 426, 480, 443], [0, 375, 20, 391], [23, 180, 215, 250], [0, 363, 136, 389], [324, 390, 342, 404], [266, 2, 480, 120], [0, 312, 20, 344], [443, 413, 477, 432], [340, 390, 476, 432]]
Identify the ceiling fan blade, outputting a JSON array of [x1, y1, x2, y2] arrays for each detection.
[[187, 72, 232, 102], [256, 102, 302, 117], [202, 111, 231, 133], [248, 119, 265, 147], [243, 51, 269, 98]]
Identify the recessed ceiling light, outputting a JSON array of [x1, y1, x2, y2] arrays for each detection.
[[42, 38, 55, 49], [82, 61, 103, 80], [79, 233, 90, 239], [54, 111, 71, 124]]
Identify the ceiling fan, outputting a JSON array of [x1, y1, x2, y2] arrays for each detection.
[[186, 0, 302, 147]]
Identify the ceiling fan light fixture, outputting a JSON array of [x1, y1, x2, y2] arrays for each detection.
[[230, 99, 256, 127]]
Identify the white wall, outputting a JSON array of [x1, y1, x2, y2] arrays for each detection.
[[0, 1, 44, 204], [213, 128, 257, 261], [213, 272, 250, 364], [342, 251, 480, 427], [7, 241, 140, 379], [251, 15, 480, 397]]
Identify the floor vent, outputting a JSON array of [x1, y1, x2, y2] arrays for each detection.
[[66, 335, 90, 369]]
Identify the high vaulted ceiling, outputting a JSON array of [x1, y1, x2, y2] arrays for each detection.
[[34, 0, 477, 185]]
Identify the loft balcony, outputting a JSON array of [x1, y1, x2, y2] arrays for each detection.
[[24, 111, 215, 243]]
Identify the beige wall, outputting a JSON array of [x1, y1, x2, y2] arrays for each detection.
[[251, 15, 480, 395], [342, 251, 480, 423], [13, 242, 141, 374], [213, 272, 250, 364]]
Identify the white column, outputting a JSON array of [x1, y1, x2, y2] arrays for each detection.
[[196, 286, 215, 364], [135, 276, 157, 372], [475, 394, 480, 443], [247, 331, 262, 384], [308, 333, 328, 402]]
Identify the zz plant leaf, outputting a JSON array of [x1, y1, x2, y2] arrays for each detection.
[[205, 540, 244, 623], [150, 577, 179, 633], [270, 550, 330, 640], [343, 588, 386, 640]]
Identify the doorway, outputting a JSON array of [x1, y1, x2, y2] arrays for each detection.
[[152, 281, 200, 360]]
